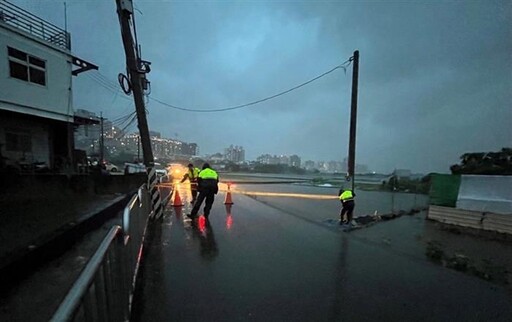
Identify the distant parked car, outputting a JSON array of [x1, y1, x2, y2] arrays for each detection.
[[155, 168, 167, 176], [124, 162, 146, 174], [154, 163, 167, 177], [104, 162, 119, 172]]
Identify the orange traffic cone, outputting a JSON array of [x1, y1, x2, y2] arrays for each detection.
[[172, 189, 184, 207], [224, 183, 234, 205]]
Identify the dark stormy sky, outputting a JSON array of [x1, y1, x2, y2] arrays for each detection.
[[11, 0, 512, 174]]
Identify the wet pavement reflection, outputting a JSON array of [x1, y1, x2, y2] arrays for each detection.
[[131, 184, 512, 322]]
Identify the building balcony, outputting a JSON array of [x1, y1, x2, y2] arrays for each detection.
[[0, 1, 70, 50]]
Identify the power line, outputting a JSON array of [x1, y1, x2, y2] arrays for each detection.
[[114, 113, 138, 139], [86, 72, 129, 98], [86, 57, 352, 114], [94, 71, 122, 89], [111, 111, 137, 127], [149, 58, 353, 113], [86, 73, 118, 92]]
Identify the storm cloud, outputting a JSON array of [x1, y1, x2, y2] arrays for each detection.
[[14, 0, 512, 173]]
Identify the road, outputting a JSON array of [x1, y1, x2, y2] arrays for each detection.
[[132, 182, 511, 321]]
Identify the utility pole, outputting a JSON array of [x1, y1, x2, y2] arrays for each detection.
[[100, 112, 104, 162], [115, 0, 154, 167], [347, 50, 359, 192]]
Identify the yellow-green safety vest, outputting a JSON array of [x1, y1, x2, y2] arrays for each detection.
[[339, 190, 354, 201], [199, 168, 218, 180], [189, 167, 200, 179]]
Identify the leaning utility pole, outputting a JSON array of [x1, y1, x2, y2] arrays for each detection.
[[347, 50, 359, 192], [115, 0, 154, 167]]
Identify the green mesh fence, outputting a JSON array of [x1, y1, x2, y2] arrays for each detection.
[[429, 174, 461, 207]]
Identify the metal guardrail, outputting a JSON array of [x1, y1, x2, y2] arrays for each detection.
[[0, 0, 71, 50], [51, 184, 152, 321]]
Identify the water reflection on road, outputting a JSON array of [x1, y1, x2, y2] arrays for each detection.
[[131, 180, 511, 322]]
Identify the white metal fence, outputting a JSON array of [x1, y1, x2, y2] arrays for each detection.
[[51, 184, 152, 321]]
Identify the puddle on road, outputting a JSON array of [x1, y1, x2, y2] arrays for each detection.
[[325, 209, 511, 289], [426, 239, 510, 288]]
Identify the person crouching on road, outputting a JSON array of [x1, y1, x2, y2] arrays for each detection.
[[339, 188, 355, 225], [188, 163, 219, 221], [181, 163, 200, 204]]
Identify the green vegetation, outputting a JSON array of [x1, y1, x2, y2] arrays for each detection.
[[450, 147, 512, 175]]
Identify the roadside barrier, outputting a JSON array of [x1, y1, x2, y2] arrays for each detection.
[[51, 184, 152, 321], [147, 167, 164, 220]]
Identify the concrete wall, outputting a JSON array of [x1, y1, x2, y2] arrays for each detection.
[[0, 173, 147, 197], [456, 175, 512, 215], [428, 205, 512, 235]]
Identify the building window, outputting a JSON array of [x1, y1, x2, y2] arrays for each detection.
[[5, 130, 32, 152], [7, 46, 46, 86]]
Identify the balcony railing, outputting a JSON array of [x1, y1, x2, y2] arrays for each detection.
[[0, 0, 71, 50]]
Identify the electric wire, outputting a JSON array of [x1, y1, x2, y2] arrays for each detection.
[[148, 58, 352, 112], [82, 72, 139, 131], [114, 113, 138, 139], [111, 111, 137, 126], [85, 58, 352, 115], [86, 72, 129, 98], [86, 72, 119, 92], [94, 71, 122, 89], [91, 73, 119, 92], [111, 111, 135, 123]]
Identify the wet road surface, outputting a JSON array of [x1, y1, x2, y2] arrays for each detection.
[[132, 184, 511, 321]]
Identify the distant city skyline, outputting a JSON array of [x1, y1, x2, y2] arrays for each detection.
[[76, 108, 359, 165]]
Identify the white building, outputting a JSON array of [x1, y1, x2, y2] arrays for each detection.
[[0, 1, 96, 172]]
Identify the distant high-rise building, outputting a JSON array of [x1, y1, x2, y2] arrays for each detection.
[[225, 145, 245, 163], [304, 160, 315, 170], [257, 154, 301, 166], [256, 154, 277, 164], [277, 155, 289, 165], [182, 143, 198, 156], [343, 156, 369, 174], [327, 161, 343, 173], [289, 155, 301, 168]]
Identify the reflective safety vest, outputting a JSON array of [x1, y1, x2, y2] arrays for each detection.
[[199, 168, 218, 180], [339, 190, 354, 201], [189, 167, 200, 180]]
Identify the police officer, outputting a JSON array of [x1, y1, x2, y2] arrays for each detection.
[[181, 163, 200, 203], [339, 188, 355, 225], [188, 163, 219, 221]]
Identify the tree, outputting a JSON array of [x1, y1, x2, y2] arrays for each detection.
[[450, 148, 512, 175]]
